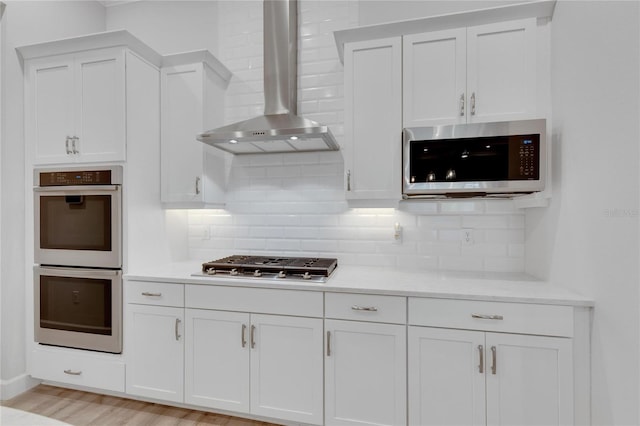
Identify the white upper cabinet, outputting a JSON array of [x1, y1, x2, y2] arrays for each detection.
[[19, 31, 162, 165], [403, 18, 537, 127], [343, 37, 402, 204], [160, 51, 232, 208]]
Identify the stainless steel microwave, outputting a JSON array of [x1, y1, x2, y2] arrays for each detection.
[[403, 119, 546, 198]]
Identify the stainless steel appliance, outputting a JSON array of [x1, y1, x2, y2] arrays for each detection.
[[34, 166, 122, 268], [34, 266, 122, 353], [34, 166, 123, 353], [197, 255, 338, 283], [403, 119, 546, 198]]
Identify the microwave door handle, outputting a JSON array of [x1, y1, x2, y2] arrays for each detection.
[[34, 185, 120, 193]]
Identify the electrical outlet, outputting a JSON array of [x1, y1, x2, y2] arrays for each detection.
[[202, 226, 211, 240], [394, 222, 403, 243], [461, 228, 474, 245]]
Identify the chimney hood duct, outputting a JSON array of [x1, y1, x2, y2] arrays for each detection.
[[198, 0, 339, 154]]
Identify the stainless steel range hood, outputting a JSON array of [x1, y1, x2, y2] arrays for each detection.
[[198, 0, 339, 154]]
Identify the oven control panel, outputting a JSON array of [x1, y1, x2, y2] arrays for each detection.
[[39, 170, 113, 186]]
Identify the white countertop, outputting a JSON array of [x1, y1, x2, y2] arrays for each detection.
[[125, 261, 593, 307]]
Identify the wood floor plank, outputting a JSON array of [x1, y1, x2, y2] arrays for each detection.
[[1, 385, 281, 426]]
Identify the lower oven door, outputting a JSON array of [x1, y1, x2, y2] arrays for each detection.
[[34, 266, 122, 354]]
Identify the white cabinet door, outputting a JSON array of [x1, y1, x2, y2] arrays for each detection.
[[125, 304, 184, 403], [408, 326, 485, 426], [161, 61, 226, 208], [485, 333, 573, 426], [74, 48, 126, 162], [27, 55, 75, 164], [250, 314, 324, 425], [325, 319, 406, 426], [184, 309, 250, 412], [344, 37, 402, 203], [403, 28, 467, 127], [467, 18, 536, 123], [26, 48, 126, 165]]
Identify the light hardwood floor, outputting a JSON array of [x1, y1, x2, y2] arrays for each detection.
[[1, 385, 281, 426]]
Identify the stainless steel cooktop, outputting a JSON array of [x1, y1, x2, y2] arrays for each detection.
[[194, 255, 338, 283]]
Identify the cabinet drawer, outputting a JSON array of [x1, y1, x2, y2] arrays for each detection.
[[325, 293, 406, 324], [126, 281, 184, 307], [408, 298, 574, 337], [186, 285, 323, 318], [31, 348, 125, 392]]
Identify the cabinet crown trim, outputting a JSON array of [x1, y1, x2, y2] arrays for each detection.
[[161, 50, 232, 86], [16, 29, 162, 67], [334, 0, 555, 63]]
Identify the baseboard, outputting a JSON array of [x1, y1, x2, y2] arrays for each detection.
[[1, 373, 41, 401]]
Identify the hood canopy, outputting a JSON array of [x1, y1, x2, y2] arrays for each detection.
[[198, 0, 339, 154]]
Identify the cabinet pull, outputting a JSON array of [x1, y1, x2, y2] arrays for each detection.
[[71, 136, 79, 154], [63, 369, 82, 376], [491, 346, 497, 375], [141, 292, 161, 297], [65, 137, 72, 154], [250, 325, 256, 349], [346, 170, 351, 191], [478, 345, 484, 374], [175, 318, 181, 341], [327, 331, 331, 357], [241, 324, 247, 348], [351, 305, 378, 312], [470, 92, 476, 115], [459, 93, 465, 116], [471, 314, 504, 321], [195, 176, 201, 195]]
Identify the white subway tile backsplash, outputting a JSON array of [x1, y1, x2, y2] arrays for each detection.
[[189, 1, 528, 274]]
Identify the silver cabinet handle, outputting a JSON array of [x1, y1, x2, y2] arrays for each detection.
[[250, 325, 256, 349], [491, 346, 497, 375], [195, 176, 201, 195], [175, 318, 181, 341], [459, 93, 465, 116], [65, 137, 72, 154], [64, 369, 82, 376], [471, 314, 504, 320], [346, 170, 351, 191], [241, 324, 247, 348], [351, 305, 378, 312], [470, 92, 476, 115], [478, 345, 484, 373], [326, 331, 331, 357], [141, 292, 161, 297]]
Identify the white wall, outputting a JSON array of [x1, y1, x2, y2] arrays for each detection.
[[526, 1, 640, 424], [105, 0, 218, 55], [0, 0, 105, 399]]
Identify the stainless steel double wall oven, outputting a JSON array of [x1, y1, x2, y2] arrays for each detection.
[[34, 166, 123, 353]]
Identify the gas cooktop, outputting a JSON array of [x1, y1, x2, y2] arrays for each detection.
[[195, 255, 338, 283]]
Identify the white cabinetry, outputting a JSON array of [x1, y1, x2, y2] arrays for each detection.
[[125, 282, 185, 403], [160, 52, 231, 208], [408, 298, 574, 426], [185, 285, 324, 425], [403, 18, 536, 127], [324, 293, 407, 426], [343, 37, 402, 204], [19, 31, 162, 165]]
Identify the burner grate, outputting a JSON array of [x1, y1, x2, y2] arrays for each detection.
[[201, 255, 338, 280]]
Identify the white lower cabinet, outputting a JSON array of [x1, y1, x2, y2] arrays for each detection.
[[184, 309, 324, 425], [408, 298, 574, 426], [125, 304, 184, 403]]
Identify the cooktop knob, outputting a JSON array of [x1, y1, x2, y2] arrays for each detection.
[[277, 270, 286, 278], [302, 272, 312, 280], [230, 268, 239, 276], [253, 270, 262, 277], [206, 267, 216, 275]]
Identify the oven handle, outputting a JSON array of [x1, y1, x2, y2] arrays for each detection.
[[34, 185, 120, 193], [34, 266, 121, 278]]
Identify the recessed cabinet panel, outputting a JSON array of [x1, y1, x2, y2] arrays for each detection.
[[344, 37, 402, 202]]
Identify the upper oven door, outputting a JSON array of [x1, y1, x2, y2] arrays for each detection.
[[34, 185, 122, 268]]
